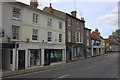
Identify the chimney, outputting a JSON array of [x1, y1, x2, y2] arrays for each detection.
[[30, 0, 38, 8], [48, 3, 53, 13], [71, 11, 77, 17], [95, 28, 98, 33], [81, 17, 84, 21]]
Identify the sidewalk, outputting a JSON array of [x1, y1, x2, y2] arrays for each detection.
[[2, 55, 92, 78]]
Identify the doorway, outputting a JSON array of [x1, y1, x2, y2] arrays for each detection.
[[44, 50, 50, 66], [18, 50, 25, 70]]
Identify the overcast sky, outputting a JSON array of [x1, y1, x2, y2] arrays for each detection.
[[16, 0, 119, 38]]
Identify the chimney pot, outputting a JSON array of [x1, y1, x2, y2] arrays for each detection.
[[30, 0, 38, 8], [71, 11, 77, 17], [50, 3, 52, 8]]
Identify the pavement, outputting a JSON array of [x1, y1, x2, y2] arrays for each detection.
[[2, 53, 119, 79], [2, 56, 91, 79]]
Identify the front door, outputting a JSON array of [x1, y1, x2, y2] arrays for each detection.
[[44, 50, 50, 66], [18, 50, 25, 70]]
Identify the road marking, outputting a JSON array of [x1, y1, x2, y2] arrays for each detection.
[[58, 74, 69, 79]]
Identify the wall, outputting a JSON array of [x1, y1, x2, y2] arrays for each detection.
[[22, 7, 66, 44], [2, 2, 23, 42], [67, 15, 84, 44]]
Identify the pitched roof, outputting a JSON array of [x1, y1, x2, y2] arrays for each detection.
[[91, 31, 102, 40]]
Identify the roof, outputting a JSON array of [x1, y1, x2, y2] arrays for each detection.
[[91, 31, 102, 41], [8, 1, 66, 21], [43, 7, 85, 23], [85, 27, 91, 31]]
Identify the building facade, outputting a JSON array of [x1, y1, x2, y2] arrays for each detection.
[[104, 35, 119, 52], [43, 4, 85, 62], [1, 1, 66, 71], [91, 29, 104, 56], [84, 28, 91, 56]]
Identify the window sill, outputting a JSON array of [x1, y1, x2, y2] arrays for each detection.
[[12, 17, 21, 21], [32, 22, 39, 25], [32, 40, 39, 42]]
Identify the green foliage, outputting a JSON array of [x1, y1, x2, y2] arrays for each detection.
[[112, 29, 120, 36]]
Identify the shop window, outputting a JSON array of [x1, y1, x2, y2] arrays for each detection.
[[50, 50, 63, 63], [10, 50, 13, 64], [28, 50, 41, 67]]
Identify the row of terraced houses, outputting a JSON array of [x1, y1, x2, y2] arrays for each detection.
[[0, 0, 120, 71]]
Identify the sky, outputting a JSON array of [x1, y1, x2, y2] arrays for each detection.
[[15, 0, 119, 38]]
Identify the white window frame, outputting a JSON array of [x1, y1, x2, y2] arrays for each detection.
[[48, 32, 52, 42], [68, 31, 71, 42], [59, 34, 62, 43], [47, 18, 52, 27], [79, 32, 82, 43], [12, 25, 20, 40], [12, 7, 21, 19], [32, 29, 38, 41], [59, 22, 62, 29], [76, 32, 79, 43], [86, 30, 89, 36], [33, 13, 39, 24], [68, 19, 71, 26], [87, 39, 89, 46]]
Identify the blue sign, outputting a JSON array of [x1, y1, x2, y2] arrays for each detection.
[[0, 43, 15, 48]]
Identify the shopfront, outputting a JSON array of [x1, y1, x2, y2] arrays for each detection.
[[73, 46, 83, 58], [44, 49, 64, 65], [28, 49, 41, 67]]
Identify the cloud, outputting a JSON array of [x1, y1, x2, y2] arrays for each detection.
[[97, 6, 118, 26]]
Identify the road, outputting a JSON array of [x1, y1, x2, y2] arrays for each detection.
[[7, 53, 118, 79]]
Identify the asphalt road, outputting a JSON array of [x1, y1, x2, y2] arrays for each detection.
[[8, 53, 118, 79]]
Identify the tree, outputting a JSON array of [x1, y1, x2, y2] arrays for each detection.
[[112, 29, 120, 36]]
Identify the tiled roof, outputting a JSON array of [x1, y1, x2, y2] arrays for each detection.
[[91, 31, 102, 40]]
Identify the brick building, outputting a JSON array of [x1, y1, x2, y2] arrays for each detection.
[[43, 4, 85, 62], [84, 28, 91, 56]]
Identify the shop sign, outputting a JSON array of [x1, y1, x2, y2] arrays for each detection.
[[0, 43, 15, 48]]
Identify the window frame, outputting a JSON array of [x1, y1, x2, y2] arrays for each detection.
[[12, 7, 21, 19], [68, 19, 71, 26], [59, 22, 62, 29], [33, 13, 39, 24], [12, 25, 20, 40], [32, 29, 38, 41], [48, 32, 52, 42], [59, 34, 62, 43], [47, 18, 52, 27], [68, 31, 71, 42]]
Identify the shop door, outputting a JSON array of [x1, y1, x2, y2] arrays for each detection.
[[18, 50, 25, 70], [44, 50, 50, 65]]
